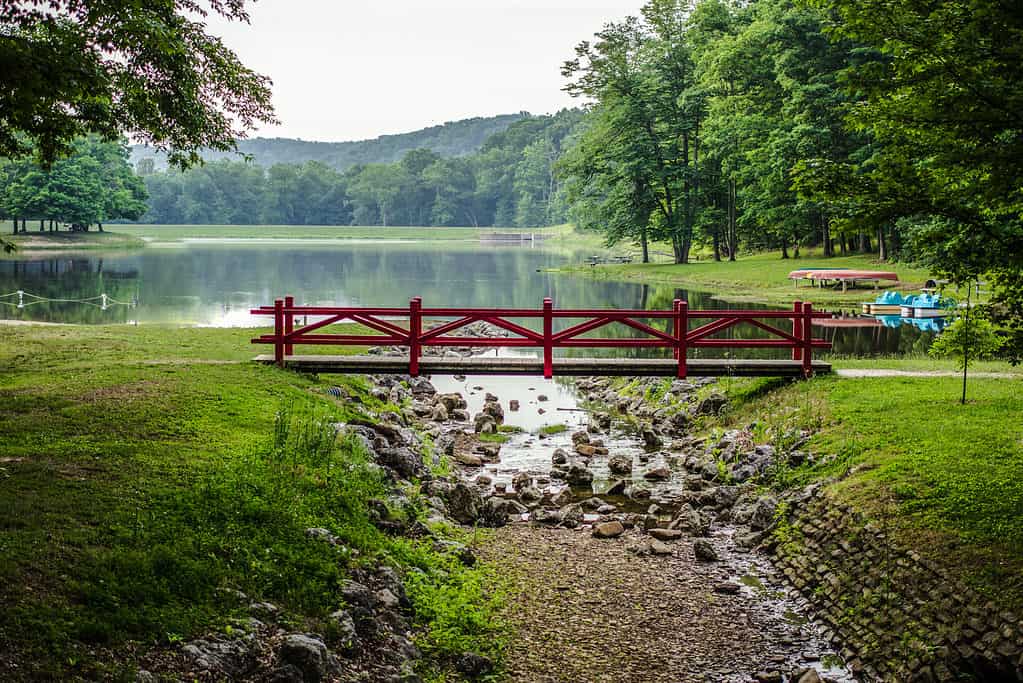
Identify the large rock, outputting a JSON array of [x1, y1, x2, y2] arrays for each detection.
[[328, 609, 357, 649], [512, 471, 532, 493], [475, 443, 502, 461], [181, 637, 256, 678], [695, 392, 728, 416], [608, 454, 633, 475], [670, 505, 709, 536], [566, 463, 594, 488], [455, 453, 483, 467], [277, 634, 328, 683], [641, 428, 663, 450], [434, 433, 456, 456], [408, 377, 437, 397], [437, 393, 467, 412], [750, 495, 778, 531], [693, 538, 719, 562], [375, 447, 423, 479], [605, 479, 628, 496], [446, 483, 483, 524], [473, 413, 497, 434], [481, 497, 510, 527], [341, 580, 375, 609], [518, 486, 543, 504], [650, 539, 673, 555], [549, 488, 575, 507], [643, 466, 671, 480], [667, 411, 690, 434], [592, 521, 625, 539], [529, 507, 562, 526], [648, 528, 683, 541], [795, 669, 823, 683], [455, 652, 494, 678], [482, 400, 504, 424], [559, 503, 584, 529], [430, 403, 449, 422]]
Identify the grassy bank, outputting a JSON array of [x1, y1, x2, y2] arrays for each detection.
[[703, 371, 1023, 610], [0, 324, 504, 681], [555, 250, 935, 306], [4, 229, 145, 253]]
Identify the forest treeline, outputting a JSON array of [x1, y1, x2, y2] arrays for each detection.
[[557, 0, 1021, 279], [1, 137, 147, 233], [129, 113, 528, 171], [137, 110, 583, 227]]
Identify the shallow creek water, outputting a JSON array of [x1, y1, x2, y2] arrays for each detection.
[[430, 368, 856, 682]]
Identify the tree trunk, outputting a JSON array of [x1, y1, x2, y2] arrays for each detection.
[[822, 214, 833, 257], [727, 179, 738, 261]]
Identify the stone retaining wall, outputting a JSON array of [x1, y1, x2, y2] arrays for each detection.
[[771, 491, 1022, 682]]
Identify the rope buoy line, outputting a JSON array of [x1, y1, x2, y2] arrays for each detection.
[[0, 290, 137, 310]]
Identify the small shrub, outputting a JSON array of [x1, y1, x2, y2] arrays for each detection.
[[538, 423, 568, 436]]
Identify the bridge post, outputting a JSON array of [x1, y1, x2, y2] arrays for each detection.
[[284, 296, 294, 357], [674, 299, 688, 378], [791, 301, 803, 361], [409, 297, 422, 377], [543, 297, 553, 379], [802, 302, 814, 377], [273, 298, 285, 367]]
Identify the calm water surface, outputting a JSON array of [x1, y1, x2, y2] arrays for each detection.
[[0, 241, 937, 357]]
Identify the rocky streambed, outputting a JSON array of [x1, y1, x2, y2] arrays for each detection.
[[402, 369, 859, 683]]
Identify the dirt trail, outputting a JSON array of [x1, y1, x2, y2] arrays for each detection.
[[482, 524, 841, 683]]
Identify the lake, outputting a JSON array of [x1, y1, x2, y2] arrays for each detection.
[[0, 240, 938, 357]]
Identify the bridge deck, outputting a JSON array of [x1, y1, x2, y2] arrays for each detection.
[[254, 354, 831, 377]]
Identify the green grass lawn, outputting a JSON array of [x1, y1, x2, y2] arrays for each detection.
[[0, 324, 504, 681], [556, 250, 937, 306], [711, 373, 1023, 609], [4, 229, 145, 252]]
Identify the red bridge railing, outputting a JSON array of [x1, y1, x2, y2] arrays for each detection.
[[251, 297, 832, 378]]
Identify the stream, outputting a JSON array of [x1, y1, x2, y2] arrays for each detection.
[[430, 370, 857, 682]]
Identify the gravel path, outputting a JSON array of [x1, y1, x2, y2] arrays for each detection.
[[835, 368, 1017, 379], [482, 524, 843, 683]]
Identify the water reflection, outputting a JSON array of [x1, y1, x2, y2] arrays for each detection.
[[0, 242, 938, 357]]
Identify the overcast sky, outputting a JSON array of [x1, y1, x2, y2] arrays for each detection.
[[206, 1, 646, 142]]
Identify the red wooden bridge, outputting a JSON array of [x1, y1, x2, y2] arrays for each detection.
[[251, 297, 832, 378]]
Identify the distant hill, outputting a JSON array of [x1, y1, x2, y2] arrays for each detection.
[[130, 113, 529, 170]]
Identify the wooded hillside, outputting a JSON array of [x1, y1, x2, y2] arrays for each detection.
[[130, 114, 528, 171]]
